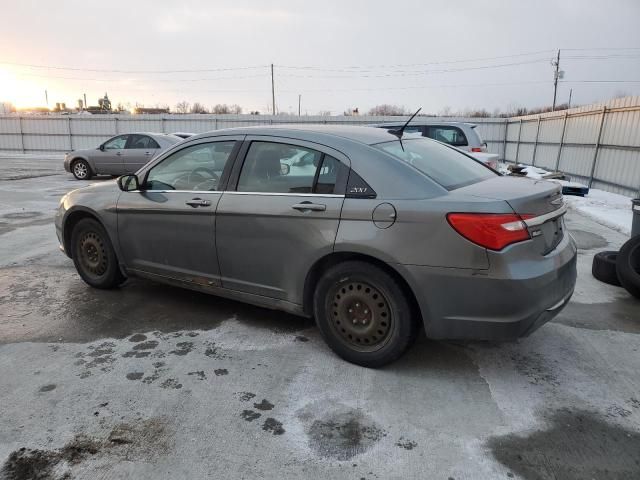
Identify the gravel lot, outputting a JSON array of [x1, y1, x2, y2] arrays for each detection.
[[0, 155, 639, 479]]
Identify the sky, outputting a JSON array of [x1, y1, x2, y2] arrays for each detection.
[[1, 0, 639, 115]]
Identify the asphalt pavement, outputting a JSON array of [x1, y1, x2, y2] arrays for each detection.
[[0, 155, 639, 480]]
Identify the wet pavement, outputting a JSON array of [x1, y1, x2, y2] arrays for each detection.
[[0, 156, 639, 479]]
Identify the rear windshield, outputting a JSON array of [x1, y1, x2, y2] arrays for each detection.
[[375, 138, 496, 190]]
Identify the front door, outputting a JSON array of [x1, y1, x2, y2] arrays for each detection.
[[124, 134, 161, 173], [216, 138, 347, 304], [117, 138, 241, 286], [92, 134, 128, 175]]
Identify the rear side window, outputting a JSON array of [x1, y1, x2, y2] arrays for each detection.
[[237, 141, 343, 194], [128, 134, 160, 149], [376, 138, 495, 190], [426, 126, 468, 147]]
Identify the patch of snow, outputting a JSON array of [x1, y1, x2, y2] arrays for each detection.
[[564, 189, 633, 236]]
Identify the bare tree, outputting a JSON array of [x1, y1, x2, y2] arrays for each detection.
[[175, 101, 190, 114], [230, 104, 242, 114], [438, 106, 452, 117], [213, 104, 231, 114], [368, 104, 408, 116], [191, 102, 209, 114]]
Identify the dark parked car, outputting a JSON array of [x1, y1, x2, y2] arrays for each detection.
[[56, 125, 577, 367], [63, 133, 181, 180]]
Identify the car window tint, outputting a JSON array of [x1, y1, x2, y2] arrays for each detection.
[[314, 155, 340, 194], [426, 126, 468, 146], [145, 141, 236, 191], [237, 142, 322, 194], [129, 135, 160, 149], [376, 138, 495, 190], [103, 135, 128, 150]]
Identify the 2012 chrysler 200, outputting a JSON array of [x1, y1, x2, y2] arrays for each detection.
[[55, 125, 577, 367]]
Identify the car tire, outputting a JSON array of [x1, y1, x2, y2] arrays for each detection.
[[72, 159, 92, 180], [592, 251, 621, 287], [70, 218, 125, 289], [616, 236, 640, 299], [313, 261, 418, 368]]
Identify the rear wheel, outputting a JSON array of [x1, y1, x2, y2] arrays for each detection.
[[72, 159, 92, 180], [313, 261, 418, 367], [71, 218, 125, 289]]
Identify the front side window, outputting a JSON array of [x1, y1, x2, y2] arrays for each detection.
[[237, 142, 325, 194], [128, 134, 160, 149], [426, 126, 468, 146], [145, 141, 236, 191], [103, 135, 128, 150], [376, 138, 495, 190]]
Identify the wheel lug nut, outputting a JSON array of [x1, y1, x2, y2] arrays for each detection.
[[352, 319, 357, 324], [361, 320, 366, 325], [364, 309, 368, 314], [348, 309, 353, 313]]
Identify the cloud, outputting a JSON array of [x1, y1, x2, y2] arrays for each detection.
[[154, 6, 295, 33]]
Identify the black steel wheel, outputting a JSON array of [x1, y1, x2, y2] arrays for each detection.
[[314, 261, 418, 367], [329, 280, 393, 352], [70, 218, 125, 289]]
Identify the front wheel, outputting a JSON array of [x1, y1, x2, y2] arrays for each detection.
[[72, 159, 92, 180], [313, 261, 418, 367], [70, 218, 125, 289]]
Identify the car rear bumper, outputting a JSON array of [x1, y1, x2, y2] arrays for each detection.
[[398, 232, 577, 340]]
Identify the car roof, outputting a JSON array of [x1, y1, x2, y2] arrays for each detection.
[[371, 121, 477, 128], [187, 124, 402, 146]]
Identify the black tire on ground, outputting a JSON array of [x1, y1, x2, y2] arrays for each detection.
[[71, 159, 92, 180], [70, 218, 125, 289], [591, 251, 622, 287], [313, 261, 419, 368], [617, 236, 640, 299]]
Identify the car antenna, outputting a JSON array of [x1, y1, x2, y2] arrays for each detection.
[[389, 107, 421, 151]]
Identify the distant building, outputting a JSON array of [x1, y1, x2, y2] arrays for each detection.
[[0, 102, 15, 114]]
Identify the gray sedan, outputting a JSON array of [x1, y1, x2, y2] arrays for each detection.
[[55, 125, 577, 367], [63, 132, 181, 180]]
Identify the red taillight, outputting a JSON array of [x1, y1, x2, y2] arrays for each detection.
[[471, 147, 483, 152], [447, 213, 533, 250]]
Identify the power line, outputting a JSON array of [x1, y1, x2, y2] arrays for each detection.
[[0, 61, 268, 74]]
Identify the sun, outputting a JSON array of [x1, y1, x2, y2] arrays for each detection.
[[0, 67, 46, 109]]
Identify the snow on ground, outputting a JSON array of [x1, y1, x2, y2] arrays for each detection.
[[564, 189, 634, 236]]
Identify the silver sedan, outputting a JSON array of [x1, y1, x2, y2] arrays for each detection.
[[55, 125, 577, 367], [63, 132, 182, 180]]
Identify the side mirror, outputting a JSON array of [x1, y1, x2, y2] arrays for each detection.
[[117, 174, 140, 192], [280, 163, 290, 175], [99, 144, 105, 151]]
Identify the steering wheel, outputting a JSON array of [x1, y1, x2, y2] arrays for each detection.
[[188, 167, 219, 190]]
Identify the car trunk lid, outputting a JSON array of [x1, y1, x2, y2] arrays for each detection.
[[457, 176, 566, 254]]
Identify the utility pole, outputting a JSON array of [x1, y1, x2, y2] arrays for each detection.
[[298, 94, 301, 116], [83, 93, 87, 110], [271, 64, 276, 115], [568, 88, 573, 109], [552, 49, 561, 111], [45, 89, 48, 108]]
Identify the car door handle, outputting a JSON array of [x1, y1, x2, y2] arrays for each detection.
[[185, 198, 212, 208], [116, 152, 122, 156], [292, 202, 326, 212], [144, 152, 152, 156]]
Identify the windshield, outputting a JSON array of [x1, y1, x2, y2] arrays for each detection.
[[375, 138, 496, 190]]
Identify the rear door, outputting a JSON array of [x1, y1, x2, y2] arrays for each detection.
[[117, 137, 241, 286], [92, 134, 128, 175], [216, 137, 348, 303], [124, 134, 161, 173]]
